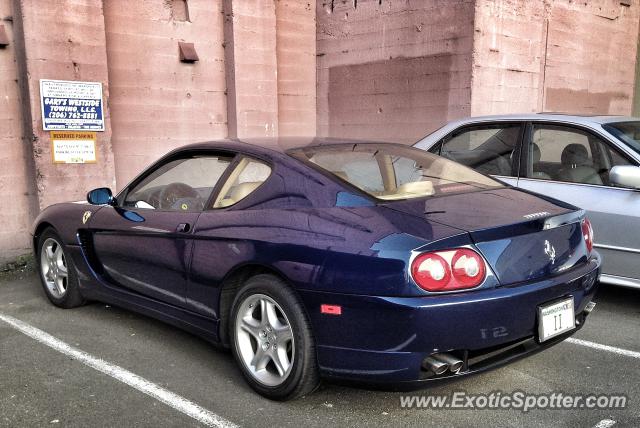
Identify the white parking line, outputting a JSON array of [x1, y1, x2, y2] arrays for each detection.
[[593, 419, 616, 428], [566, 338, 640, 359], [0, 313, 238, 428]]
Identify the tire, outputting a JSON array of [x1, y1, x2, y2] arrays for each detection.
[[36, 227, 84, 308], [229, 274, 320, 400]]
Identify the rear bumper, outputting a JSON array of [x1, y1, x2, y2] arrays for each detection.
[[298, 255, 600, 386]]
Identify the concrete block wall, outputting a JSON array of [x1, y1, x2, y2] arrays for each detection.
[[276, 0, 316, 136], [470, 0, 548, 114], [1, 0, 639, 265], [318, 0, 640, 142], [471, 0, 640, 115], [13, 0, 117, 210], [104, 0, 228, 187], [223, 0, 279, 139], [316, 0, 476, 142], [0, 0, 36, 261], [0, 0, 317, 265], [542, 0, 640, 114]]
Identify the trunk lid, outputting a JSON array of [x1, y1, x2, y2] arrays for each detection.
[[383, 188, 589, 285]]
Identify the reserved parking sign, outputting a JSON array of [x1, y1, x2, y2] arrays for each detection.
[[50, 131, 97, 164]]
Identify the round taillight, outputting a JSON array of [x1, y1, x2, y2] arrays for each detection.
[[411, 253, 451, 291], [411, 248, 487, 292], [582, 218, 594, 254], [451, 249, 486, 288]]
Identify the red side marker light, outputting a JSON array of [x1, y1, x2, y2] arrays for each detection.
[[321, 304, 342, 315]]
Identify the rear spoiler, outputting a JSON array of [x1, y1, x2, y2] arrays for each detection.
[[543, 209, 585, 230], [470, 209, 585, 242]]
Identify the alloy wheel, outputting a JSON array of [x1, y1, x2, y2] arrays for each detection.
[[40, 238, 68, 299], [235, 293, 295, 387]]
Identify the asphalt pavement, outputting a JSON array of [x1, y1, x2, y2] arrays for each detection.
[[0, 270, 638, 427]]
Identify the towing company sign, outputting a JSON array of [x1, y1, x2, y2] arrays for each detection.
[[40, 79, 105, 131]]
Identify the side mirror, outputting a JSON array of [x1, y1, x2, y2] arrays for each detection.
[[610, 165, 640, 189], [87, 187, 115, 205]]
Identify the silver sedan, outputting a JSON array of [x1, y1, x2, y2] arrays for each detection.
[[415, 113, 640, 289]]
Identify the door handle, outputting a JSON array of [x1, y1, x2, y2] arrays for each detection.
[[176, 223, 191, 233]]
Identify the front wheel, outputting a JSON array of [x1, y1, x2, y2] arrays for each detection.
[[37, 227, 84, 308], [230, 274, 319, 400]]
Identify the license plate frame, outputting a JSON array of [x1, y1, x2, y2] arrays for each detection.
[[537, 296, 575, 342]]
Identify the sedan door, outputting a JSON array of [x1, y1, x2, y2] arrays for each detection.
[[516, 122, 640, 284], [89, 153, 234, 307], [427, 122, 525, 187]]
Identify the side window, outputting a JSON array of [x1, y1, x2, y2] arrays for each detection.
[[394, 156, 422, 185], [213, 157, 272, 208], [526, 125, 632, 186], [435, 124, 521, 177], [306, 151, 384, 193], [124, 155, 233, 211]]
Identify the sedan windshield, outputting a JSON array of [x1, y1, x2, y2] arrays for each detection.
[[604, 121, 640, 156], [289, 143, 503, 201]]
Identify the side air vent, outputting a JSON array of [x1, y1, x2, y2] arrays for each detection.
[[77, 230, 103, 274]]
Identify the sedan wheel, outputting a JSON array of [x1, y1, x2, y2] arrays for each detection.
[[235, 294, 295, 386], [40, 238, 69, 298]]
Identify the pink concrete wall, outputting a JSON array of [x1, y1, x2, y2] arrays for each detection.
[[15, 0, 116, 208], [223, 0, 279, 139], [2, 0, 639, 266], [316, 0, 476, 143], [104, 0, 228, 188], [470, 0, 548, 114], [276, 0, 316, 136], [0, 0, 35, 263], [471, 0, 640, 115], [542, 0, 640, 114]]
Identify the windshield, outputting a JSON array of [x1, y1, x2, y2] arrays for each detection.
[[289, 143, 504, 201], [604, 121, 640, 156]]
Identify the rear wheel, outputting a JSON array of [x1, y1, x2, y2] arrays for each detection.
[[230, 274, 319, 400], [37, 228, 84, 308]]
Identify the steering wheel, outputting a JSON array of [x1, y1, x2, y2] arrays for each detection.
[[158, 182, 199, 210]]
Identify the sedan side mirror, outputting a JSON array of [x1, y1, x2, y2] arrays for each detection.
[[87, 187, 116, 205], [610, 165, 640, 189]]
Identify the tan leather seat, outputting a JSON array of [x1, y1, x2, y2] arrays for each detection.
[[217, 182, 262, 207], [397, 181, 434, 195], [378, 181, 435, 200]]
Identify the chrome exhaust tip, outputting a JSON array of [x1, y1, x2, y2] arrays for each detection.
[[434, 353, 464, 373], [422, 356, 448, 375]]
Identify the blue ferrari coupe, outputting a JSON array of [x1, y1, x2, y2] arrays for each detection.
[[32, 138, 600, 400]]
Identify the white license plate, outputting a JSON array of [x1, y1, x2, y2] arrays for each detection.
[[538, 297, 575, 342]]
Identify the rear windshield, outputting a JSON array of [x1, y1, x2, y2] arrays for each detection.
[[604, 121, 640, 156], [289, 143, 504, 201]]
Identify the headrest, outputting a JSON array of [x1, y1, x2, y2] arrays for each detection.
[[561, 144, 589, 166]]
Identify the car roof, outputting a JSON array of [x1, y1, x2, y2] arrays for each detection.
[[169, 137, 408, 158], [415, 113, 640, 149], [442, 113, 638, 127]]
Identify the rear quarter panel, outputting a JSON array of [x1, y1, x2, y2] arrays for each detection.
[[188, 205, 466, 318]]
